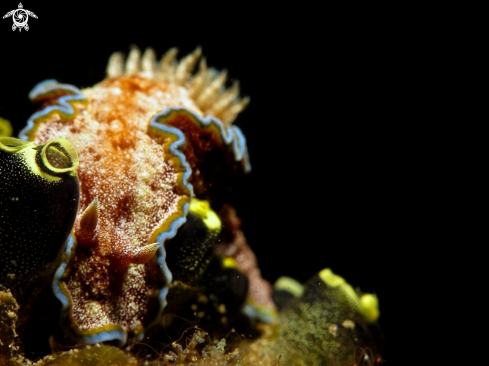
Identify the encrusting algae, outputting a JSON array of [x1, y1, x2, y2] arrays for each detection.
[[0, 288, 22, 365], [0, 46, 383, 365]]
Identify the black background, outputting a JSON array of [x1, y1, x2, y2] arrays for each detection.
[[1, 3, 432, 363]]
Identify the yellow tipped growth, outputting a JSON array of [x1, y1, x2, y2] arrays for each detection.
[[41, 139, 79, 175], [0, 137, 33, 153], [0, 137, 78, 182], [319, 268, 380, 323], [360, 293, 380, 323], [274, 276, 304, 298], [189, 198, 221, 231], [222, 257, 238, 269], [0, 117, 12, 137], [319, 268, 346, 288], [319, 268, 358, 301]]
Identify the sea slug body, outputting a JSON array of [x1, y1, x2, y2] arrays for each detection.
[[16, 47, 252, 345]]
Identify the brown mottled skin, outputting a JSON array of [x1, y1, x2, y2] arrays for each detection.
[[32, 76, 197, 338]]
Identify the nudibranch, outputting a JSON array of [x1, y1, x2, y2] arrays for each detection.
[[0, 46, 384, 365], [0, 137, 79, 305], [16, 47, 252, 345]]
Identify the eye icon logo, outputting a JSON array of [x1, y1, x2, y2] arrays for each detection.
[[3, 3, 37, 31]]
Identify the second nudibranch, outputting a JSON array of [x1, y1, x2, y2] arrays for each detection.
[[19, 47, 251, 345]]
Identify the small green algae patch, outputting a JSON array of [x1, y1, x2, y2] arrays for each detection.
[[37, 345, 137, 366]]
